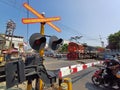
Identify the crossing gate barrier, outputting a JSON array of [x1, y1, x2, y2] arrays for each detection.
[[59, 66, 71, 78], [69, 65, 78, 74], [58, 61, 104, 78], [76, 64, 83, 72]]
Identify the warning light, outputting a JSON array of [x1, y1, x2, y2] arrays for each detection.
[[29, 33, 46, 51], [49, 36, 63, 50]]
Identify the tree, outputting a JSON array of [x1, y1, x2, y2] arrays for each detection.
[[60, 43, 68, 53], [108, 31, 120, 50]]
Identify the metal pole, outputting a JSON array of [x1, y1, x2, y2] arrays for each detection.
[[26, 0, 29, 50], [26, 0, 33, 89], [36, 13, 45, 90], [27, 79, 32, 90]]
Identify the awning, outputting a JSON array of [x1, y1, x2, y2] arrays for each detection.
[[2, 48, 18, 54]]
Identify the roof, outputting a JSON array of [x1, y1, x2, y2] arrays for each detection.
[[0, 33, 24, 38], [2, 48, 18, 54]]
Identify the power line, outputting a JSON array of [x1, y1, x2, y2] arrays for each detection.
[[26, 0, 29, 49], [0, 0, 30, 40], [58, 23, 102, 41], [0, 0, 26, 13], [58, 23, 83, 36]]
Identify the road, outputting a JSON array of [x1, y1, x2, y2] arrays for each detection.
[[44, 57, 97, 70], [44, 57, 119, 90], [70, 67, 118, 90], [0, 57, 112, 90]]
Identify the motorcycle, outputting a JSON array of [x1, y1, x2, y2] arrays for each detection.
[[92, 67, 105, 86], [91, 67, 120, 89]]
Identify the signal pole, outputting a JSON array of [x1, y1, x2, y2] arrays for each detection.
[[39, 13, 45, 57], [22, 3, 61, 90]]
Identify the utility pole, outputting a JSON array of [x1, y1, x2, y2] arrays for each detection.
[[99, 35, 104, 48], [5, 19, 16, 49], [26, 0, 29, 50]]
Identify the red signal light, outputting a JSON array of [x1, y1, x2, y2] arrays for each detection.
[[35, 39, 41, 45], [29, 33, 46, 51]]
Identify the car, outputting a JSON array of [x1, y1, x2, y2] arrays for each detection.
[[104, 54, 114, 60]]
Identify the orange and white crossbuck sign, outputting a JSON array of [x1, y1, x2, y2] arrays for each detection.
[[22, 3, 61, 32]]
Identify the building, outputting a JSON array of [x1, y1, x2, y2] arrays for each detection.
[[0, 34, 25, 53], [63, 39, 70, 45]]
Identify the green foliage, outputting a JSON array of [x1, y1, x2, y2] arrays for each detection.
[[60, 43, 68, 53], [108, 31, 120, 50]]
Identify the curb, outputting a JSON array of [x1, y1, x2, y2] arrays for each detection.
[[58, 60, 104, 78]]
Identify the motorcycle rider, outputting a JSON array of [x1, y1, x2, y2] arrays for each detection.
[[104, 54, 120, 86]]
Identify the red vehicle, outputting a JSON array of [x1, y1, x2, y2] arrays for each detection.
[[92, 67, 120, 89], [92, 67, 105, 85], [67, 42, 101, 60]]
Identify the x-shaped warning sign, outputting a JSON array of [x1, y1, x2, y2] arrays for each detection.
[[22, 3, 61, 32]]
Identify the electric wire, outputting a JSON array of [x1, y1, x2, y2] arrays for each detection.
[[0, 0, 107, 46], [57, 22, 102, 42], [26, 0, 29, 49], [0, 0, 29, 45]]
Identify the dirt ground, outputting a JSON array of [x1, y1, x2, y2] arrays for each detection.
[[0, 80, 60, 90]]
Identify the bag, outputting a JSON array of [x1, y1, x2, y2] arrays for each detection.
[[111, 65, 120, 75], [116, 71, 120, 78]]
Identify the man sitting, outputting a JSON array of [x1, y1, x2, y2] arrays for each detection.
[[104, 54, 120, 86]]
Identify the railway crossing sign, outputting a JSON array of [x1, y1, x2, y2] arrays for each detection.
[[22, 3, 61, 32], [22, 17, 60, 24]]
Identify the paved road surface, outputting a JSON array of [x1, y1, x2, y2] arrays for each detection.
[[70, 66, 119, 90], [44, 57, 98, 70], [0, 57, 103, 90]]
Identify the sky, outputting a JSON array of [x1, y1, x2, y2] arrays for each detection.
[[0, 0, 120, 47]]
